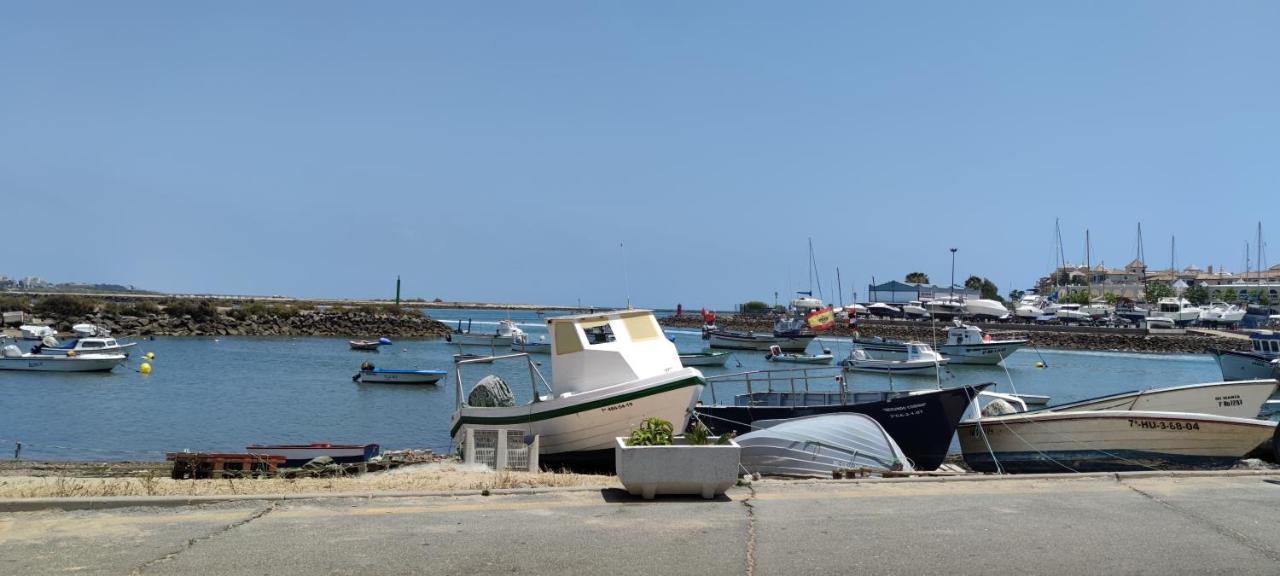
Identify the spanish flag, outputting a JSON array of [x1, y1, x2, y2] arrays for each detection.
[[805, 306, 835, 331]]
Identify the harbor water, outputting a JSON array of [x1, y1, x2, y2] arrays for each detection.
[[1, 308, 1273, 462]]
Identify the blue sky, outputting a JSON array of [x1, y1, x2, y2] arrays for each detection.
[[3, 2, 1277, 308]]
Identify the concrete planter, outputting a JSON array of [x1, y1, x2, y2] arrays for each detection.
[[614, 436, 741, 499]]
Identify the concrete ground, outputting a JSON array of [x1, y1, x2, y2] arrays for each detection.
[[3, 474, 1280, 575]]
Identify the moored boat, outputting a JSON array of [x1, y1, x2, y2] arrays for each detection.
[[936, 322, 1027, 365], [702, 317, 815, 352], [511, 333, 552, 354], [353, 364, 447, 384], [451, 309, 704, 472], [1208, 331, 1280, 381], [865, 303, 903, 319], [34, 336, 137, 357], [764, 345, 833, 365], [0, 345, 126, 372], [447, 319, 526, 347], [841, 343, 948, 375], [678, 350, 731, 367], [349, 337, 391, 351]]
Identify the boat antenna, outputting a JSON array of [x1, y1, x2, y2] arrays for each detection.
[[808, 238, 824, 302], [620, 241, 632, 309], [1085, 229, 1091, 301], [1136, 222, 1145, 283]]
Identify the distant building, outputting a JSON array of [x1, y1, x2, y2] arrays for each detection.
[[866, 280, 979, 304], [1037, 259, 1280, 303]]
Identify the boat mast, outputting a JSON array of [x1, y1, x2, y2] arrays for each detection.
[[836, 267, 844, 308], [1136, 222, 1145, 283], [807, 238, 824, 302], [1085, 229, 1092, 301]]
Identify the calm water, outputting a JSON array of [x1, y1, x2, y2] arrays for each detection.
[[1, 308, 1270, 461]]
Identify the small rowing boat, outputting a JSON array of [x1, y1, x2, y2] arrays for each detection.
[[678, 350, 731, 367], [764, 345, 833, 365], [353, 363, 446, 384], [349, 337, 391, 351]]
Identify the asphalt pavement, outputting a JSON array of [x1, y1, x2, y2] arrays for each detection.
[[3, 474, 1280, 575]]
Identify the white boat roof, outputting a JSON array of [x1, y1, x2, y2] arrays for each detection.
[[546, 309, 682, 396]]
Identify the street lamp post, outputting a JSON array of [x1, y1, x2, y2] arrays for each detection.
[[950, 248, 958, 299]]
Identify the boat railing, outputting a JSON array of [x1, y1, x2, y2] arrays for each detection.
[[453, 352, 553, 408], [702, 366, 846, 405]]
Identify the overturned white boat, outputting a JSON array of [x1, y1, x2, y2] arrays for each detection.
[[451, 309, 704, 471], [737, 413, 913, 478]]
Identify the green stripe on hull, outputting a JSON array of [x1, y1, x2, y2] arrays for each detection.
[[450, 375, 704, 437]]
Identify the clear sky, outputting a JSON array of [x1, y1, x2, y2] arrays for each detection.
[[3, 2, 1277, 309]]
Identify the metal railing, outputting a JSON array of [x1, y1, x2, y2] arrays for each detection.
[[453, 352, 553, 408], [702, 366, 846, 405]]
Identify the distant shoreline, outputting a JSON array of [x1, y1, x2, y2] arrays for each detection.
[[3, 290, 605, 313]]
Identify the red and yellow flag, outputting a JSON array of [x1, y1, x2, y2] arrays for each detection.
[[805, 306, 835, 331]]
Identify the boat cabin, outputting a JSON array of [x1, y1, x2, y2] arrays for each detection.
[[1249, 331, 1280, 357], [946, 324, 990, 346], [547, 310, 681, 396]]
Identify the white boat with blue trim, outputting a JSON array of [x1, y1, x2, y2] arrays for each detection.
[[353, 364, 447, 384], [1, 344, 127, 372], [841, 342, 948, 375], [451, 309, 704, 471], [1209, 331, 1280, 381], [34, 336, 137, 357]]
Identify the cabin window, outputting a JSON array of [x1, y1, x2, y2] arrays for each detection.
[[83, 341, 103, 348], [553, 322, 583, 355], [622, 315, 660, 342], [582, 323, 616, 345]]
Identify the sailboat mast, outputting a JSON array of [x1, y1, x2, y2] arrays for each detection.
[[1086, 229, 1092, 299], [836, 267, 844, 308], [1137, 222, 1145, 282]]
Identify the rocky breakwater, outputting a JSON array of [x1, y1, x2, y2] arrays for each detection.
[[659, 314, 1251, 355], [47, 302, 453, 339]]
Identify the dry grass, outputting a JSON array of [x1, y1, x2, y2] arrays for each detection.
[[0, 462, 619, 499]]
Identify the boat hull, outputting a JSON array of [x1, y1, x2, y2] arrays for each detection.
[[0, 355, 126, 372], [357, 369, 446, 384], [695, 384, 988, 471], [766, 354, 833, 365], [959, 411, 1277, 473], [707, 331, 813, 352], [849, 338, 908, 360], [679, 352, 730, 367], [449, 334, 508, 347], [937, 341, 1027, 365], [737, 413, 913, 477], [841, 359, 948, 375], [1046, 379, 1278, 419], [1209, 349, 1278, 382], [452, 369, 705, 472]]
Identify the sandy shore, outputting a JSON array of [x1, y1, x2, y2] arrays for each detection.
[[0, 460, 619, 498]]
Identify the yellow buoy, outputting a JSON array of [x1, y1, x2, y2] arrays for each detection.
[[140, 362, 152, 374], [67, 350, 77, 357], [146, 352, 155, 360], [1035, 361, 1046, 368]]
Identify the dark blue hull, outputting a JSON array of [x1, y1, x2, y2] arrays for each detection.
[[695, 384, 988, 471]]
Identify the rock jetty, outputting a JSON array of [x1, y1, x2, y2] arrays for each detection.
[[10, 297, 453, 339], [659, 314, 1251, 355]]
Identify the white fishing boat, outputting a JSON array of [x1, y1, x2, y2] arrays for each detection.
[[34, 336, 137, 357], [865, 302, 903, 318], [353, 365, 447, 384], [1209, 331, 1280, 381], [678, 350, 731, 367], [19, 325, 55, 340], [841, 303, 869, 318], [736, 413, 914, 478], [1041, 379, 1279, 419], [1150, 297, 1200, 326], [959, 409, 1278, 473], [451, 309, 704, 471], [511, 333, 552, 354], [1055, 304, 1090, 324], [841, 343, 948, 375], [936, 322, 1028, 365], [764, 345, 833, 365], [1199, 302, 1246, 326], [902, 301, 929, 319], [924, 298, 964, 320], [1014, 294, 1049, 322], [961, 298, 1011, 321], [703, 317, 815, 352], [0, 345, 126, 372], [447, 319, 525, 347]]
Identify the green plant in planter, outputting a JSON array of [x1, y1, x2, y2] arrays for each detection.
[[627, 417, 674, 446], [683, 420, 736, 445]]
